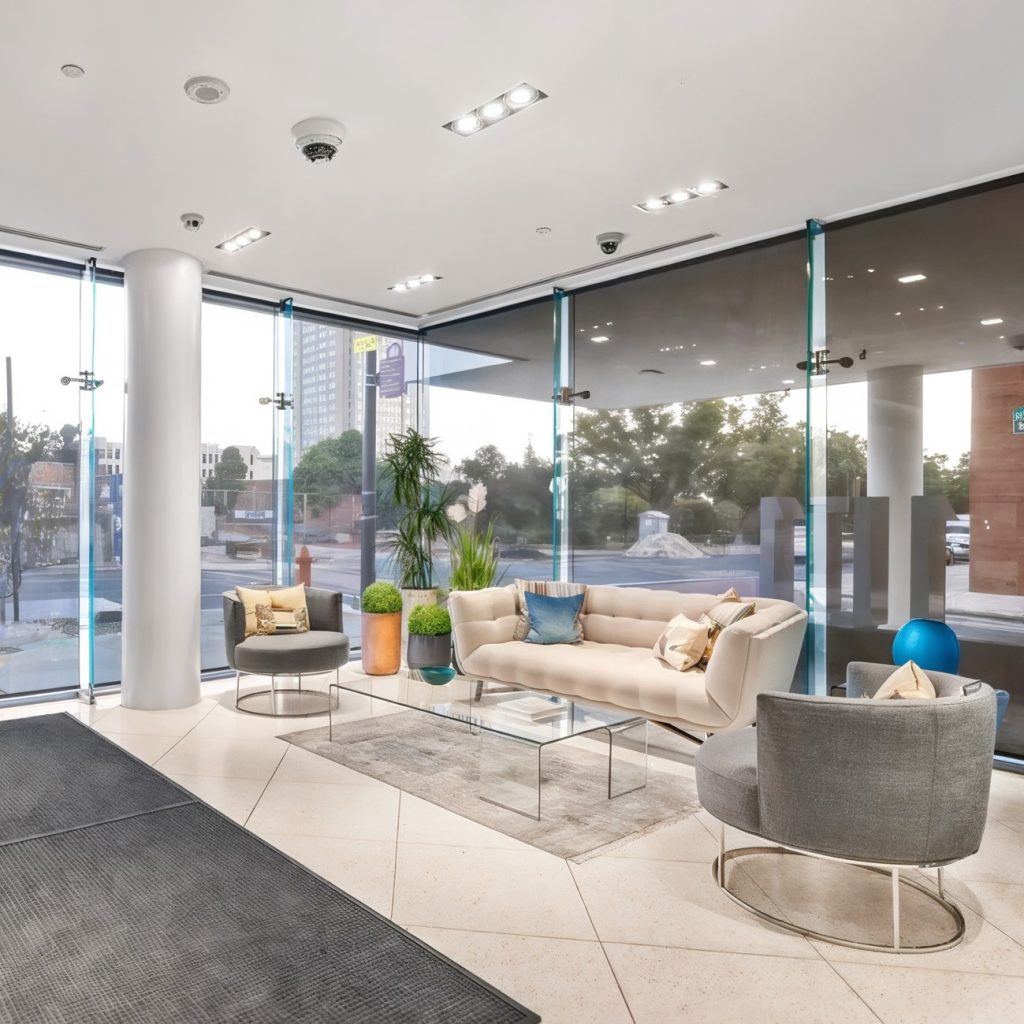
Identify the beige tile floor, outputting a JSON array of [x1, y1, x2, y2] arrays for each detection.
[[8, 674, 1024, 1024]]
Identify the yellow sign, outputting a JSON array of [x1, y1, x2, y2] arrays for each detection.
[[354, 334, 378, 353]]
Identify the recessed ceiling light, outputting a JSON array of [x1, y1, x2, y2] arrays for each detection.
[[389, 274, 443, 292], [894, 311, 902, 317], [184, 76, 230, 105], [898, 273, 927, 283], [782, 379, 795, 385], [591, 335, 610, 343], [536, 226, 552, 235], [444, 83, 547, 136], [866, 268, 876, 273], [699, 359, 717, 366], [980, 317, 1004, 326], [216, 226, 269, 252], [635, 180, 728, 212], [60, 64, 85, 79]]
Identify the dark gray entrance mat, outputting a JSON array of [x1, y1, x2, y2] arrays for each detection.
[[0, 716, 538, 1024], [283, 712, 702, 861], [0, 714, 194, 844]]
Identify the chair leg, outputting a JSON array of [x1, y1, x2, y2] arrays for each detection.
[[718, 823, 726, 887], [235, 672, 241, 706], [892, 867, 901, 952], [937, 866, 945, 901]]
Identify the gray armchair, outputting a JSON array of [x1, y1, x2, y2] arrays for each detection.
[[223, 587, 350, 717], [695, 662, 997, 953]]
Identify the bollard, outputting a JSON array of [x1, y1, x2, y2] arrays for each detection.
[[296, 544, 312, 587]]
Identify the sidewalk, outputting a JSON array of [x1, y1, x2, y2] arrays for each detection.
[[947, 591, 1024, 622]]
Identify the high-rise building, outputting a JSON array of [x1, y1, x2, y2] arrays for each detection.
[[293, 322, 425, 460]]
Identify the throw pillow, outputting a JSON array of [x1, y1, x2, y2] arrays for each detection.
[[254, 604, 276, 636], [697, 597, 756, 668], [653, 614, 710, 671], [270, 583, 309, 629], [523, 591, 586, 645], [293, 607, 310, 633], [236, 586, 272, 637], [513, 579, 587, 641], [873, 661, 937, 700]]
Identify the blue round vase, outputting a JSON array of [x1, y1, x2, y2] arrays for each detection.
[[892, 619, 960, 674]]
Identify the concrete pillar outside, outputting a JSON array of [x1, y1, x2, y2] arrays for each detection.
[[867, 365, 923, 627], [121, 249, 202, 709]]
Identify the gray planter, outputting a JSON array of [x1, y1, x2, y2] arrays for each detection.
[[407, 632, 452, 670]]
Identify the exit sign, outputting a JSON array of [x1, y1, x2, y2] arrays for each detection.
[[1015, 406, 1024, 435]]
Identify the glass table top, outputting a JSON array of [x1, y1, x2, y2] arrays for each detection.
[[330, 668, 643, 747]]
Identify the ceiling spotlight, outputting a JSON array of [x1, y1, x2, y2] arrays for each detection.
[[591, 335, 610, 343], [782, 378, 795, 385], [980, 317, 1004, 326], [444, 83, 547, 136], [184, 76, 230, 104], [60, 64, 85, 79], [479, 101, 508, 120], [389, 274, 443, 292], [536, 226, 552, 235], [894, 311, 902, 317], [867, 268, 876, 273], [216, 227, 270, 252], [898, 273, 927, 283], [291, 117, 346, 163], [699, 359, 717, 366], [635, 180, 728, 212]]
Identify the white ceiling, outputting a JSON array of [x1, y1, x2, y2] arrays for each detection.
[[2, 0, 1024, 327]]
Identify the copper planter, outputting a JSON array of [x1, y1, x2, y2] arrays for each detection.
[[361, 612, 402, 675]]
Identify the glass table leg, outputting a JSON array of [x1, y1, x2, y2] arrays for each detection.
[[478, 731, 543, 820], [607, 719, 648, 799]]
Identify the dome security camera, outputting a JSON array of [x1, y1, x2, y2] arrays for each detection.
[[180, 213, 204, 232], [597, 231, 624, 255], [291, 117, 347, 164]]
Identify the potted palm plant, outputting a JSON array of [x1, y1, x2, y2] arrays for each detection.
[[406, 603, 452, 670], [381, 429, 454, 658], [360, 582, 402, 676]]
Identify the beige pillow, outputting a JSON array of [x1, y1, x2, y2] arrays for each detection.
[[697, 598, 756, 668], [268, 584, 310, 630], [873, 661, 936, 700], [513, 579, 587, 641], [653, 614, 710, 672], [254, 604, 277, 636], [236, 586, 272, 637]]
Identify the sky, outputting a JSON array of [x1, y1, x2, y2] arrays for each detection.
[[1, 265, 972, 472]]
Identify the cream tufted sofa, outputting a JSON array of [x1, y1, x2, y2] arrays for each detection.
[[448, 585, 808, 735]]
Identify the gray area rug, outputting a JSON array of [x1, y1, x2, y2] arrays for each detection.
[[0, 714, 538, 1024], [283, 712, 702, 860]]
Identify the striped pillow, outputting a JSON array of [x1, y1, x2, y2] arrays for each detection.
[[697, 598, 755, 668], [513, 579, 588, 641]]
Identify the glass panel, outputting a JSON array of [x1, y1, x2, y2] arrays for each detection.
[[199, 302, 276, 673], [568, 239, 809, 668], [819, 180, 1024, 758], [418, 301, 557, 588], [273, 298, 295, 586], [0, 266, 82, 697]]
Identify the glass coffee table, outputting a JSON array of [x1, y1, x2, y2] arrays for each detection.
[[328, 669, 648, 820]]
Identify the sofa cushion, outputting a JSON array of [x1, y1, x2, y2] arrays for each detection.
[[234, 630, 350, 675], [461, 640, 732, 730], [581, 586, 718, 648]]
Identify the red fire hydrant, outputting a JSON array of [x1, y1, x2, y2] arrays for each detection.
[[296, 545, 313, 587]]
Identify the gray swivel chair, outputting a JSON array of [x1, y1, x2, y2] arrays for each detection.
[[223, 588, 350, 717], [695, 661, 997, 953]]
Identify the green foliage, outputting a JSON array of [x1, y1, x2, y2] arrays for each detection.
[[449, 515, 500, 590], [382, 429, 454, 589], [205, 445, 249, 514], [293, 430, 362, 516], [361, 581, 402, 614], [407, 603, 451, 636], [925, 452, 970, 514]]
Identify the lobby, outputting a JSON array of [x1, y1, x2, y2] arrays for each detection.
[[2, 2, 1024, 1022]]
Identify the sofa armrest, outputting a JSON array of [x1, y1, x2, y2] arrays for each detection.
[[448, 585, 518, 665]]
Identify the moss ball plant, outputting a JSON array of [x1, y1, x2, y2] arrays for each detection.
[[362, 581, 403, 615], [407, 603, 452, 636]]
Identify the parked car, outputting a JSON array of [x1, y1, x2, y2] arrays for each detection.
[[945, 520, 970, 562]]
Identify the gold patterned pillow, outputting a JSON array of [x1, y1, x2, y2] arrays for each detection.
[[653, 615, 710, 672], [513, 579, 588, 641], [697, 598, 755, 668], [236, 586, 272, 637], [294, 607, 310, 633], [254, 603, 277, 636]]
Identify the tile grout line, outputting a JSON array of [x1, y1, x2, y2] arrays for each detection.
[[241, 741, 293, 830], [565, 859, 637, 1024], [390, 790, 402, 920]]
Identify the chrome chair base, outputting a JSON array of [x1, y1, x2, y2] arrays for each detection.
[[235, 670, 340, 718], [712, 836, 966, 954]]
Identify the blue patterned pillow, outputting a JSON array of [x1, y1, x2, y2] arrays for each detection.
[[523, 591, 585, 645]]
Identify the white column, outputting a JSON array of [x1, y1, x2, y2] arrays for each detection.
[[867, 365, 923, 627], [121, 250, 202, 709]]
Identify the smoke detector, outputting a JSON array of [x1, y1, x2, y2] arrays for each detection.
[[184, 76, 230, 104], [291, 117, 346, 163]]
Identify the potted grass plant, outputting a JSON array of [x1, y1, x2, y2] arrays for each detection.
[[406, 603, 452, 670], [446, 482, 501, 591], [381, 429, 455, 659], [360, 581, 403, 675]]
